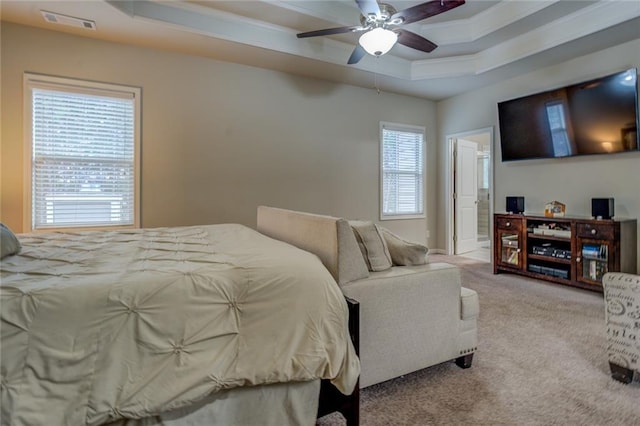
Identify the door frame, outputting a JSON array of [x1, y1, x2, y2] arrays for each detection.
[[444, 127, 494, 256]]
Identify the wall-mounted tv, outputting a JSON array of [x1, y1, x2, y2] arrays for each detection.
[[498, 68, 639, 162]]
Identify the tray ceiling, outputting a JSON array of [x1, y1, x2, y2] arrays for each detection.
[[2, 0, 639, 99]]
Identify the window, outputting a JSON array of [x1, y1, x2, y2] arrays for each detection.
[[380, 122, 425, 220], [24, 74, 140, 231]]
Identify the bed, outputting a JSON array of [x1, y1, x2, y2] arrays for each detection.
[[0, 224, 360, 425]]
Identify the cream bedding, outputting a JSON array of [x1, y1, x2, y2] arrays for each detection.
[[0, 224, 359, 425]]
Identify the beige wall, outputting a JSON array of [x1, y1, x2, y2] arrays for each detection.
[[1, 22, 437, 244], [437, 39, 640, 270]]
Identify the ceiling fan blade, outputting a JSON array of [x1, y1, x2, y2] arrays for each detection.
[[396, 29, 437, 53], [391, 0, 465, 25], [355, 0, 381, 17], [347, 45, 367, 64], [297, 25, 363, 38]]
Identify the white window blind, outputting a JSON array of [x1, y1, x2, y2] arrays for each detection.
[[25, 75, 140, 230], [380, 123, 425, 219]]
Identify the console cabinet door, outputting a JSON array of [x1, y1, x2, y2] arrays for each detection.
[[494, 216, 524, 271], [575, 222, 617, 288]]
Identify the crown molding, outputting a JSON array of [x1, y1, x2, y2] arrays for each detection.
[[474, 0, 640, 75], [412, 0, 640, 80], [417, 0, 559, 45]]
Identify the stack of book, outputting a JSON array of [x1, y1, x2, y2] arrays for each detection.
[[582, 244, 607, 260]]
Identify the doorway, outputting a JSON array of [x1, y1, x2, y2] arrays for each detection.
[[445, 128, 493, 260]]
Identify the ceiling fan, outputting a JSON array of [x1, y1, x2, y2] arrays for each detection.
[[296, 0, 465, 64]]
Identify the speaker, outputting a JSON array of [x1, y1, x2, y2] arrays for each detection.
[[506, 196, 525, 214], [592, 198, 614, 219]]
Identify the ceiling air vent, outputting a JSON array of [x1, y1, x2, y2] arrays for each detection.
[[41, 10, 96, 30]]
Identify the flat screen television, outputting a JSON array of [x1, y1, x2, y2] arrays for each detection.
[[498, 68, 639, 161]]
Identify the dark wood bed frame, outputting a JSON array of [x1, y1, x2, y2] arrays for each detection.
[[317, 297, 360, 425]]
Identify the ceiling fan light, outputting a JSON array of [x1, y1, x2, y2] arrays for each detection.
[[358, 28, 397, 57]]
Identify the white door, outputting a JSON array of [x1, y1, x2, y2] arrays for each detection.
[[455, 139, 478, 254]]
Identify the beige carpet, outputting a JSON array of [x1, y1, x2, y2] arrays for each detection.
[[318, 254, 640, 426], [458, 248, 491, 263]]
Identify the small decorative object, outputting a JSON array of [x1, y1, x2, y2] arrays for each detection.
[[544, 201, 566, 218]]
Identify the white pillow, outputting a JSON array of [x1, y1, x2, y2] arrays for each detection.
[[380, 227, 428, 266], [350, 221, 392, 272]]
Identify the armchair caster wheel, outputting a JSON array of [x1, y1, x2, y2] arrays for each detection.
[[455, 353, 474, 369], [609, 362, 634, 384]]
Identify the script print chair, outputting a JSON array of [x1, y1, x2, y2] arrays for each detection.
[[602, 272, 640, 384]]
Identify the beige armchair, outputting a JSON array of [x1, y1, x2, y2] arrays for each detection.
[[602, 272, 640, 383], [257, 206, 479, 388]]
